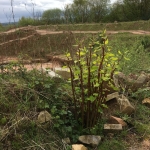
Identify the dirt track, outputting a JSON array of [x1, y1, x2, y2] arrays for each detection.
[[2, 26, 150, 35], [1, 26, 150, 46]]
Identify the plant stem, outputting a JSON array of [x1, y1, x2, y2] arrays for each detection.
[[78, 48, 85, 127]]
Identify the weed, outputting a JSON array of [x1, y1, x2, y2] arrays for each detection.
[[98, 138, 127, 150]]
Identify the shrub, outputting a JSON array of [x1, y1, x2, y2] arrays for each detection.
[[65, 30, 121, 128]]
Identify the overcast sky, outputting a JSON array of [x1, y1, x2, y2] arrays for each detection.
[[0, 0, 116, 23]]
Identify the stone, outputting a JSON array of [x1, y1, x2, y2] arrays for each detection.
[[42, 68, 61, 78], [117, 94, 135, 115], [78, 135, 101, 147], [72, 144, 88, 150], [62, 137, 71, 144], [108, 116, 127, 127], [134, 73, 148, 89], [136, 73, 148, 84], [113, 72, 148, 92], [142, 97, 150, 107], [38, 110, 52, 124], [104, 124, 122, 133], [54, 67, 70, 80], [106, 92, 119, 101], [113, 72, 126, 87]]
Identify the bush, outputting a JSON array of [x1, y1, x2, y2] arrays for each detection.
[[65, 30, 122, 128]]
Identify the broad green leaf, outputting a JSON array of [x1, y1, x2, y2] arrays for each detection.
[[103, 29, 106, 34], [66, 53, 70, 57], [118, 50, 122, 55], [93, 61, 97, 65], [107, 64, 111, 67], [105, 39, 108, 45], [111, 57, 118, 61], [100, 70, 105, 73], [80, 51, 85, 56], [88, 96, 96, 102], [93, 93, 98, 97], [92, 54, 97, 57], [94, 83, 100, 87], [102, 76, 110, 81], [92, 66, 98, 70], [101, 104, 108, 108], [124, 57, 130, 60]]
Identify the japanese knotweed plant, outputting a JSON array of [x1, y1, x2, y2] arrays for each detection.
[[66, 30, 121, 128]]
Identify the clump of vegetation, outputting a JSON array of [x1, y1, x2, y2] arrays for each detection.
[[0, 63, 72, 149], [109, 34, 150, 74], [65, 30, 122, 128]]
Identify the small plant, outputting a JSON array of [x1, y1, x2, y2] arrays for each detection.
[[66, 30, 121, 128], [131, 88, 150, 101]]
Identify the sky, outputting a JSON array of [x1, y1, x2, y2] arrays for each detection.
[[0, 0, 116, 23]]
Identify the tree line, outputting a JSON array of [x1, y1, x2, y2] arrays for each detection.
[[18, 0, 150, 26]]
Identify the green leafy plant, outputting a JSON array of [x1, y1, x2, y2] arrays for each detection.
[[66, 30, 121, 128]]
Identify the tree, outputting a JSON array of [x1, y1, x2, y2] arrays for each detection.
[[108, 0, 126, 22], [89, 0, 110, 22], [64, 4, 74, 23], [72, 0, 89, 23], [42, 8, 63, 24]]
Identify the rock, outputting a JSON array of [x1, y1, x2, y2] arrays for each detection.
[[106, 92, 119, 101], [108, 116, 127, 127], [72, 144, 88, 150], [117, 94, 135, 115], [42, 68, 61, 78], [104, 124, 122, 133], [105, 94, 135, 116], [38, 110, 52, 124], [54, 67, 70, 79], [62, 137, 71, 144], [113, 72, 149, 92], [134, 73, 148, 88], [142, 97, 150, 107], [113, 72, 126, 87], [78, 135, 101, 147]]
